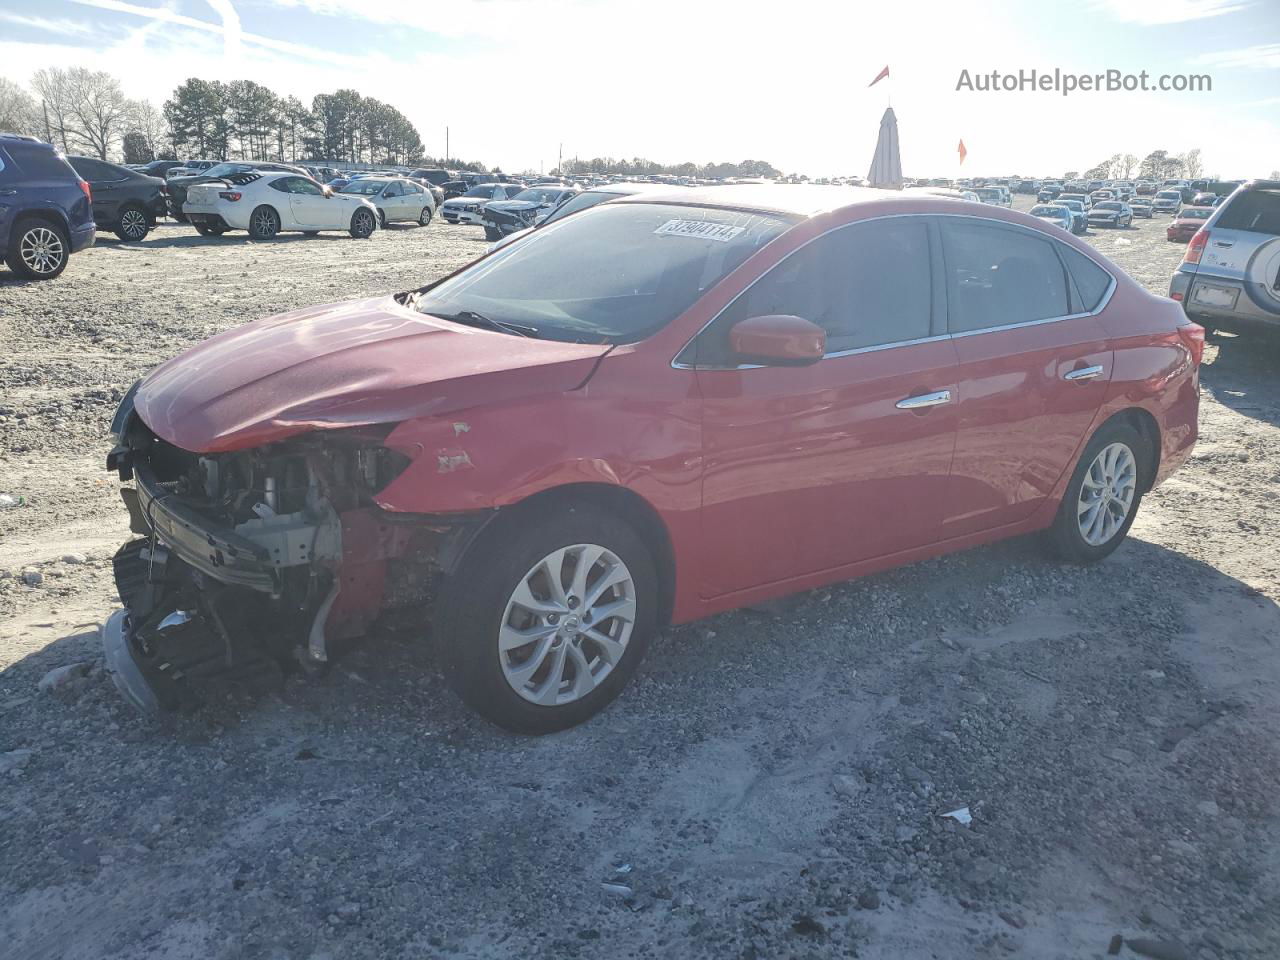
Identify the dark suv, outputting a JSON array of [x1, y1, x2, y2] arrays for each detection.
[[68, 156, 167, 241], [1169, 180, 1280, 340], [0, 134, 95, 280]]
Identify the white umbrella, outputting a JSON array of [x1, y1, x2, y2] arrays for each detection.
[[867, 107, 903, 189]]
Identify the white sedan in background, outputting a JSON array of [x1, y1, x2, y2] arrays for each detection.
[[440, 182, 526, 225], [183, 172, 379, 239], [336, 176, 436, 227]]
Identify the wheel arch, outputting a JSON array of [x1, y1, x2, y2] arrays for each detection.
[[11, 207, 71, 239], [479, 482, 676, 629], [1096, 406, 1161, 492]]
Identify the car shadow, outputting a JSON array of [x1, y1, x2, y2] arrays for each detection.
[[124, 232, 357, 250], [1201, 332, 1280, 424]]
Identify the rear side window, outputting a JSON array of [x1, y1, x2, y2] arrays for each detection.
[[941, 220, 1070, 333], [13, 146, 78, 181], [1057, 245, 1113, 312], [1216, 189, 1280, 235]]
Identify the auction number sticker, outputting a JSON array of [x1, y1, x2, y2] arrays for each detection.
[[654, 219, 745, 242]]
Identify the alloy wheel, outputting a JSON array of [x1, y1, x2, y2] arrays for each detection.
[[499, 544, 636, 706], [19, 227, 64, 275], [252, 208, 278, 238], [120, 209, 147, 239], [1077, 442, 1137, 546]]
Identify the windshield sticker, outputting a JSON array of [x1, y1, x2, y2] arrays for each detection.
[[654, 219, 746, 243]]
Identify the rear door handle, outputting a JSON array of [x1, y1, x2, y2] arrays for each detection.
[[896, 390, 952, 410], [1064, 364, 1104, 381]]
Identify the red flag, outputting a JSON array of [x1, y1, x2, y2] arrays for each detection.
[[958, 139, 968, 165], [868, 65, 889, 87]]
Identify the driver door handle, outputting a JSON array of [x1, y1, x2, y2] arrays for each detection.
[[1064, 365, 1104, 382], [896, 390, 952, 410]]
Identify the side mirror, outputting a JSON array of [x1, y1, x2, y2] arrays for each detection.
[[729, 315, 826, 366]]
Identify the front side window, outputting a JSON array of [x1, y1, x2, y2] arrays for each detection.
[[693, 217, 933, 363], [383, 181, 403, 197], [411, 202, 791, 344], [291, 178, 324, 196], [941, 220, 1070, 333]]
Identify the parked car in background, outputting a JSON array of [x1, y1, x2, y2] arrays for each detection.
[[1135, 181, 1156, 196], [1055, 198, 1088, 234], [479, 185, 579, 240], [182, 172, 378, 240], [67, 156, 166, 241], [137, 159, 186, 179], [1129, 197, 1154, 218], [972, 186, 1009, 207], [1037, 183, 1062, 202], [1191, 192, 1220, 207], [408, 168, 451, 188], [1169, 179, 1280, 339], [1162, 179, 1195, 202], [167, 161, 307, 220], [1059, 192, 1092, 215], [0, 134, 95, 280], [1090, 189, 1115, 204], [1088, 201, 1133, 229], [165, 159, 216, 179], [1029, 203, 1074, 233], [440, 180, 471, 199], [1167, 206, 1213, 244], [1152, 190, 1183, 215], [489, 181, 677, 252], [440, 182, 526, 225], [336, 176, 436, 227], [100, 185, 1203, 732]]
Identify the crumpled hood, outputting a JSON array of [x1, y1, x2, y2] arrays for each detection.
[[134, 295, 610, 453], [484, 200, 547, 214]]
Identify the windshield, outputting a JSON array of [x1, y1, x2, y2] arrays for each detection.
[[510, 188, 565, 204], [975, 188, 1000, 198], [1097, 202, 1122, 211], [203, 163, 253, 178], [1059, 200, 1082, 210], [1031, 206, 1065, 216], [339, 180, 389, 196], [411, 202, 791, 344], [1181, 208, 1212, 219], [541, 190, 617, 225], [1157, 191, 1180, 199], [463, 185, 500, 197]]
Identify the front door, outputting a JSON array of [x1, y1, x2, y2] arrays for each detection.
[[692, 216, 960, 598]]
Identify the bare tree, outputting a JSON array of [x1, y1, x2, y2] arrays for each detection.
[[0, 77, 40, 136], [62, 68, 131, 159], [127, 99, 171, 159], [30, 67, 74, 150], [1119, 153, 1137, 180], [1181, 148, 1203, 180]]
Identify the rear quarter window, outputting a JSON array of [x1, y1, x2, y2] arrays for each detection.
[[1215, 189, 1280, 235], [13, 146, 78, 181], [1057, 245, 1113, 312]]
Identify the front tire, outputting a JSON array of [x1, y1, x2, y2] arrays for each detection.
[[436, 504, 657, 734], [248, 205, 280, 241], [349, 208, 376, 239], [1044, 422, 1148, 563], [114, 205, 150, 242], [483, 225, 501, 241], [6, 217, 69, 280], [377, 208, 387, 229]]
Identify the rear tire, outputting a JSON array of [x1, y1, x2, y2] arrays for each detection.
[[248, 205, 280, 241], [377, 208, 387, 229], [114, 205, 150, 242], [6, 217, 69, 280], [435, 504, 657, 734], [418, 206, 433, 226], [483, 225, 502, 241], [1044, 422, 1148, 563], [193, 222, 227, 237]]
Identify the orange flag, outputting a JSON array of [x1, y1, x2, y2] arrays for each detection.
[[869, 65, 889, 87], [958, 139, 968, 164]]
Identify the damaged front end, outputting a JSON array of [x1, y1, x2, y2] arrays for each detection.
[[102, 393, 487, 713]]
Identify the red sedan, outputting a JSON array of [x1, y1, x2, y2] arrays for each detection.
[[1168, 206, 1214, 243], [103, 186, 1201, 732]]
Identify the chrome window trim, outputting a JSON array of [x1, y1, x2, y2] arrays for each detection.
[[670, 211, 1118, 372]]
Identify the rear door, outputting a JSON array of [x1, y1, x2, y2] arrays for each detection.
[[939, 218, 1114, 537], [693, 216, 960, 597]]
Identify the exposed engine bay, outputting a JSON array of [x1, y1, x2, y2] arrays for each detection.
[[102, 397, 489, 712]]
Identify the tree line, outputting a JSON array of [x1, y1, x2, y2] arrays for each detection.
[[1072, 148, 1207, 183], [557, 156, 781, 179]]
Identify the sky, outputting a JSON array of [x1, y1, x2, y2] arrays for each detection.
[[0, 0, 1276, 178]]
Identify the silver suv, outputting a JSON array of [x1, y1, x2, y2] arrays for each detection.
[[1169, 180, 1280, 339]]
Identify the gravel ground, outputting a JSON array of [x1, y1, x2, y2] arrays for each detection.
[[1, 200, 1278, 960]]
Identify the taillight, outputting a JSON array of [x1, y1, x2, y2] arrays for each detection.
[[78, 179, 92, 202], [218, 191, 242, 202], [1177, 321, 1205, 366], [1184, 228, 1208, 265]]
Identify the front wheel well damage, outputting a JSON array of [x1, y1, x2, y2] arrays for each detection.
[[470, 483, 676, 630]]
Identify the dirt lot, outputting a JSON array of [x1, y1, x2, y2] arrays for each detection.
[[1, 198, 1278, 960]]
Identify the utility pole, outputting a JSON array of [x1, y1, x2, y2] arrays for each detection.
[[445, 126, 449, 165], [558, 142, 563, 175]]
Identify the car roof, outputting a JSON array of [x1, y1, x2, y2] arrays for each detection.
[[614, 183, 1003, 219]]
